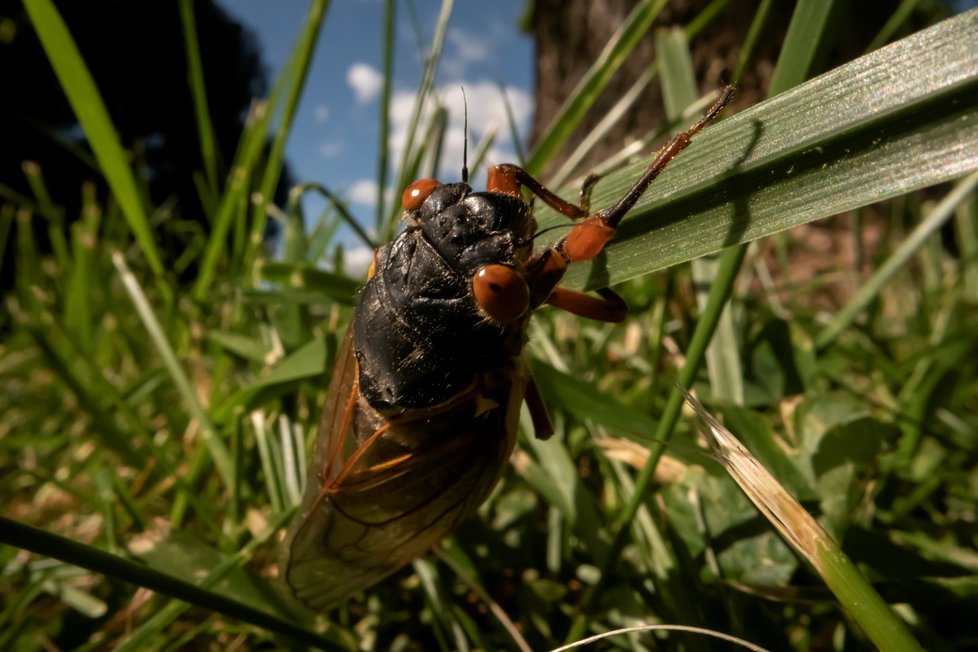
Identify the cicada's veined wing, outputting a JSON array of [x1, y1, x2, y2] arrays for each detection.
[[280, 327, 359, 601], [281, 329, 526, 610]]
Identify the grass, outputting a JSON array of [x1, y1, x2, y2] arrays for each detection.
[[2, 0, 978, 650]]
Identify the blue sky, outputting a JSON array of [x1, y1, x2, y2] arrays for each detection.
[[214, 1, 534, 265]]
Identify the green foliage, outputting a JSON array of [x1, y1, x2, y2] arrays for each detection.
[[2, 1, 977, 650]]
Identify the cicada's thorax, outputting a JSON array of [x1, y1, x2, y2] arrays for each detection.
[[353, 182, 535, 412]]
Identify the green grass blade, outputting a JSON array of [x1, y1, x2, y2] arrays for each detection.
[[0, 515, 339, 650], [179, 0, 221, 202], [385, 0, 454, 238], [192, 103, 271, 301], [21, 162, 69, 272], [525, 0, 668, 174], [550, 66, 658, 187], [767, 0, 842, 95], [731, 0, 774, 83], [252, 413, 286, 513], [866, 0, 926, 52], [434, 546, 532, 652], [286, 179, 373, 248], [566, 245, 750, 643], [816, 170, 978, 350], [655, 29, 698, 117], [191, 27, 303, 301], [23, 0, 164, 277], [656, 27, 744, 403], [64, 219, 96, 349], [567, 0, 858, 640], [374, 0, 396, 231], [19, 311, 214, 521], [19, 319, 143, 468], [248, 0, 331, 266], [466, 124, 497, 180], [686, 395, 924, 652], [498, 82, 527, 165], [685, 0, 733, 38], [419, 105, 449, 179], [14, 208, 42, 320], [956, 194, 978, 296], [539, 0, 735, 186], [259, 261, 359, 304], [113, 252, 235, 489], [544, 10, 978, 291]]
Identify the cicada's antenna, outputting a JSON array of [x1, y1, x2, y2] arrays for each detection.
[[460, 86, 469, 183]]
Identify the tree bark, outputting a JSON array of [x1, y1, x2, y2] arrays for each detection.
[[527, 0, 920, 177]]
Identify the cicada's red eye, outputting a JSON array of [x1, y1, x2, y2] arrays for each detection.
[[473, 265, 529, 323], [401, 178, 440, 211]]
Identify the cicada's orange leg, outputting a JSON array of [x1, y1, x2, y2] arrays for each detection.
[[510, 86, 735, 323], [560, 85, 734, 261], [546, 287, 627, 322], [488, 164, 588, 217]]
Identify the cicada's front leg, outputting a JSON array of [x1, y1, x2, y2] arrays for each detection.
[[492, 85, 736, 324]]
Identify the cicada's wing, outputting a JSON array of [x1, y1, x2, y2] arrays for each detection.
[[280, 327, 360, 601], [281, 329, 526, 610]]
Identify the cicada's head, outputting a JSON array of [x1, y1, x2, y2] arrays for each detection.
[[400, 178, 535, 324]]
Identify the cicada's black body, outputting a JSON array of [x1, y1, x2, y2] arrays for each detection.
[[281, 86, 735, 610], [354, 183, 534, 411], [282, 179, 543, 609]]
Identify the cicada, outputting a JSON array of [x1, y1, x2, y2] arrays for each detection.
[[281, 87, 735, 609]]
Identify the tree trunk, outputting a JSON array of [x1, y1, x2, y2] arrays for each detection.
[[527, 0, 915, 178]]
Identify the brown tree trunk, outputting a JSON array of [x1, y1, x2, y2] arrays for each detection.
[[527, 0, 910, 177]]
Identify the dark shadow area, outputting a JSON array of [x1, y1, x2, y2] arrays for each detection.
[[722, 117, 764, 248], [0, 0, 292, 291]]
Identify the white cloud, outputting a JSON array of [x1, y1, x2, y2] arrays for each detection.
[[347, 62, 384, 104], [314, 104, 330, 123], [348, 179, 379, 207], [447, 28, 490, 63], [386, 81, 533, 182], [318, 141, 343, 159], [441, 28, 496, 79], [344, 245, 375, 278]]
